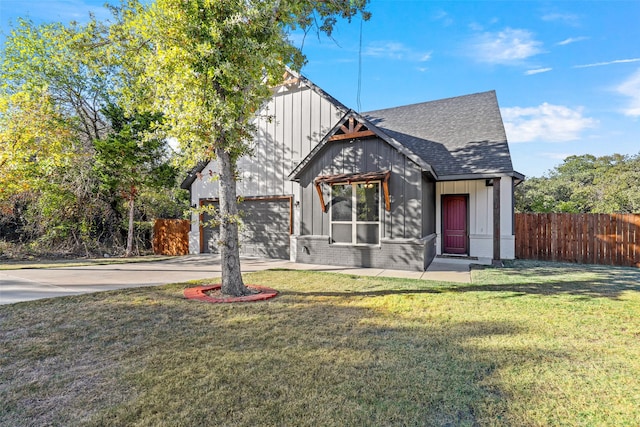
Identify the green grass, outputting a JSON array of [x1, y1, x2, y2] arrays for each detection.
[[1, 261, 639, 426]]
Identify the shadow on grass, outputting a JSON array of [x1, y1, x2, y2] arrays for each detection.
[[280, 288, 443, 298], [92, 300, 538, 426], [0, 286, 556, 427], [468, 260, 640, 300], [272, 262, 640, 300], [452, 281, 640, 300]]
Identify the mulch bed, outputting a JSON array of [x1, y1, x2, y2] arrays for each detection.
[[183, 284, 278, 303]]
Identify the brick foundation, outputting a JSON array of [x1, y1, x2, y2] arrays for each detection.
[[294, 234, 436, 271]]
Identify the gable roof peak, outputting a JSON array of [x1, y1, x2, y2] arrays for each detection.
[[271, 67, 350, 112], [289, 109, 437, 181]]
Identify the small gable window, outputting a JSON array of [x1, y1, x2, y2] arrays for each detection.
[[331, 182, 380, 245]]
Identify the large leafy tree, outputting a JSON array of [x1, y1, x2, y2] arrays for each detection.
[[0, 90, 74, 201], [1, 19, 111, 145], [591, 154, 640, 213], [0, 19, 110, 253], [94, 105, 176, 257], [515, 153, 640, 213], [0, 20, 88, 205], [120, 0, 369, 296], [0, 15, 185, 255]]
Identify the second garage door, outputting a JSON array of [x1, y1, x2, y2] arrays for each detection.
[[201, 197, 291, 259]]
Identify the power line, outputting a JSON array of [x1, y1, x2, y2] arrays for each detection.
[[357, 18, 363, 113]]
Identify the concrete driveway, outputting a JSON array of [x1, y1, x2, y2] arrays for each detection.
[[0, 255, 472, 305]]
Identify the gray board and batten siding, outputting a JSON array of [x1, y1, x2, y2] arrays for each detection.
[[181, 74, 348, 198], [184, 86, 520, 269], [293, 134, 437, 271], [184, 74, 348, 258], [234, 80, 347, 199]]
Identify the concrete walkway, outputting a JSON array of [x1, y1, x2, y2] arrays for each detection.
[[0, 255, 472, 305], [274, 258, 473, 283]]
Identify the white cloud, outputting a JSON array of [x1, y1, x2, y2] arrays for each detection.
[[575, 58, 640, 68], [432, 10, 453, 27], [525, 68, 552, 75], [541, 152, 574, 161], [556, 36, 588, 46], [469, 28, 544, 65], [501, 103, 597, 143], [363, 41, 404, 58], [363, 41, 431, 62], [615, 68, 640, 117], [541, 12, 580, 26]]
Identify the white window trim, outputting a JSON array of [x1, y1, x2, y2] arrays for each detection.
[[329, 181, 382, 246]]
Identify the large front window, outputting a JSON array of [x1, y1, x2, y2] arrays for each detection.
[[331, 182, 380, 245]]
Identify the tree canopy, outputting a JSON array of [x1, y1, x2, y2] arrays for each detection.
[[0, 90, 74, 199], [0, 0, 369, 272], [515, 153, 640, 213], [0, 14, 185, 257], [118, 0, 369, 166], [94, 105, 176, 256], [116, 0, 369, 295]]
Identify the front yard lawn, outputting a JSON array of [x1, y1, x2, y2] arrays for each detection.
[[1, 261, 639, 426]]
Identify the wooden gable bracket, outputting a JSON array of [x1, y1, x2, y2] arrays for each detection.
[[329, 117, 376, 142], [281, 70, 299, 87], [315, 183, 327, 214], [382, 172, 391, 212], [314, 170, 391, 213]]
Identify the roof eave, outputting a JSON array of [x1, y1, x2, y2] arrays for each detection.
[[436, 171, 525, 182], [180, 160, 209, 190]]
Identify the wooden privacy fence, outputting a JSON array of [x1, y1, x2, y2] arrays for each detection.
[[515, 213, 640, 267], [153, 219, 190, 256]]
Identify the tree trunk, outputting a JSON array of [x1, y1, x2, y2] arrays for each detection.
[[125, 189, 135, 257], [216, 147, 249, 296]]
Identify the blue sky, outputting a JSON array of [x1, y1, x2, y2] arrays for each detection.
[[2, 1, 639, 178]]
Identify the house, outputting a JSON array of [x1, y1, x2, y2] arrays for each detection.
[[181, 70, 524, 271]]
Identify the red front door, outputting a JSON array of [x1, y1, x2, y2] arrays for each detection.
[[443, 195, 468, 255]]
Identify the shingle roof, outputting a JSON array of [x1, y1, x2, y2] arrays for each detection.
[[363, 91, 518, 178]]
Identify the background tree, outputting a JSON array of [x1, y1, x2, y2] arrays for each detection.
[[592, 154, 640, 213], [0, 19, 107, 255], [94, 105, 176, 257], [515, 153, 640, 213], [1, 19, 111, 144], [0, 90, 74, 202], [120, 0, 370, 296], [0, 15, 187, 257]]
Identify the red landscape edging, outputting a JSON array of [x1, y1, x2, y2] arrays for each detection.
[[184, 285, 278, 303]]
